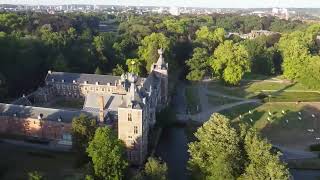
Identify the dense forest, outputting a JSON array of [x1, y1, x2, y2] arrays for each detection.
[[0, 11, 317, 101]]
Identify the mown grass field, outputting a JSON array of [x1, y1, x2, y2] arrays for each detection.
[[220, 102, 320, 150], [207, 94, 239, 106], [208, 80, 320, 102]]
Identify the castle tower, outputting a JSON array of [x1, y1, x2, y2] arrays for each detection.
[[151, 49, 169, 105], [117, 73, 148, 165]]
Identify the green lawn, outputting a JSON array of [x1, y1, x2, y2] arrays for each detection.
[[185, 86, 201, 115], [208, 80, 320, 102], [51, 98, 84, 109], [0, 143, 81, 180], [207, 94, 239, 106], [219, 102, 320, 150], [266, 92, 320, 102]]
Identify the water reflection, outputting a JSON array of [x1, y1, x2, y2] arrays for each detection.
[[155, 127, 189, 180]]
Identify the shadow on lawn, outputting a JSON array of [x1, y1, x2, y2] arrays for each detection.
[[258, 104, 320, 149]]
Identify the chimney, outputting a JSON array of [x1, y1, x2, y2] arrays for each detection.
[[98, 96, 105, 123]]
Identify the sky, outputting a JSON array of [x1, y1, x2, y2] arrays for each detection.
[[1, 0, 320, 8]]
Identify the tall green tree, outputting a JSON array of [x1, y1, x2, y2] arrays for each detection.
[[71, 114, 97, 166], [144, 157, 168, 180], [188, 114, 242, 179], [239, 129, 289, 180], [126, 58, 143, 75], [87, 127, 128, 180], [278, 31, 311, 80], [211, 40, 250, 85], [186, 48, 210, 81], [188, 113, 289, 180], [138, 33, 170, 72], [243, 36, 275, 75], [195, 26, 225, 52]]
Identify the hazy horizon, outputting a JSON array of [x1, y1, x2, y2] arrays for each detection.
[[1, 0, 320, 8]]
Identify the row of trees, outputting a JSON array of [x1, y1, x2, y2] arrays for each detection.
[[186, 26, 251, 85], [186, 22, 320, 86], [70, 113, 288, 180], [0, 12, 309, 100], [279, 24, 320, 89], [188, 113, 289, 179]]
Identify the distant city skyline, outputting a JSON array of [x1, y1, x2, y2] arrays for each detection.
[[1, 0, 320, 8]]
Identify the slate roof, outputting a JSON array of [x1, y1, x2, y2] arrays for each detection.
[[46, 72, 121, 86], [83, 93, 124, 112], [0, 103, 97, 123]]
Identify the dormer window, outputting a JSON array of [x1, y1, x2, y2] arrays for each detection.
[[73, 80, 76, 84], [58, 116, 62, 122], [95, 82, 99, 85], [84, 81, 88, 84], [61, 79, 65, 83], [51, 78, 55, 82]]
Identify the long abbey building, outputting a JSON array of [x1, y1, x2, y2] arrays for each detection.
[[0, 49, 168, 165]]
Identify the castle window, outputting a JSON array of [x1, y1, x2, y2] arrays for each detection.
[[134, 126, 138, 134], [128, 113, 132, 121]]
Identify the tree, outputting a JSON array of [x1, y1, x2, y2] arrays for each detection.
[[188, 113, 242, 179], [138, 33, 170, 72], [195, 26, 225, 52], [242, 36, 275, 75], [239, 129, 289, 180], [94, 66, 103, 75], [188, 113, 289, 180], [144, 157, 168, 180], [0, 73, 8, 100], [71, 114, 97, 166], [87, 127, 128, 180], [52, 54, 68, 72], [186, 48, 210, 81], [211, 40, 250, 85], [278, 31, 311, 80], [112, 64, 125, 76], [28, 171, 43, 180], [126, 58, 143, 76]]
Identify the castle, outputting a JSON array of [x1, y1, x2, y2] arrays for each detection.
[[0, 49, 168, 165]]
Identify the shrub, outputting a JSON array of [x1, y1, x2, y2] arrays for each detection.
[[309, 144, 320, 151]]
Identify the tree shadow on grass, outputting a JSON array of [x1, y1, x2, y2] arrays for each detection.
[[260, 104, 320, 149]]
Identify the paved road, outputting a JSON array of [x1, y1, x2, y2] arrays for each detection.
[[177, 100, 260, 122], [274, 145, 318, 160], [176, 82, 261, 122]]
